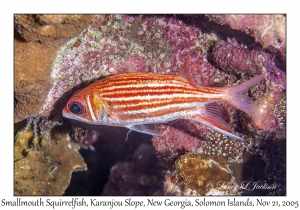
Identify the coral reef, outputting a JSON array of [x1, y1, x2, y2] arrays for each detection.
[[14, 126, 86, 195], [212, 38, 286, 89], [14, 15, 93, 122], [207, 15, 286, 57], [101, 143, 165, 196], [152, 121, 206, 161], [212, 38, 263, 75], [164, 153, 240, 195], [14, 14, 286, 196], [14, 39, 55, 122], [198, 130, 246, 162], [14, 15, 93, 43]]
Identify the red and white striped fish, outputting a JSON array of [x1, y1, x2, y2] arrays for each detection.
[[62, 59, 265, 140]]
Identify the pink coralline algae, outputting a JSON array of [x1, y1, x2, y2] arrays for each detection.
[[212, 38, 263, 75], [152, 121, 207, 161], [212, 38, 286, 89], [207, 15, 286, 57]]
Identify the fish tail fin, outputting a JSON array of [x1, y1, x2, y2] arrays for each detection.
[[224, 74, 266, 122]]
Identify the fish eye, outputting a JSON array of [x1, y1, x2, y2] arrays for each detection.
[[69, 102, 85, 115], [71, 103, 81, 113]]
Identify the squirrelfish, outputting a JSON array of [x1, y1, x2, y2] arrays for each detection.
[[62, 59, 265, 140]]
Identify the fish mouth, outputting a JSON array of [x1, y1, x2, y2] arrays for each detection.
[[61, 112, 70, 118], [61, 111, 79, 121], [62, 107, 72, 118]]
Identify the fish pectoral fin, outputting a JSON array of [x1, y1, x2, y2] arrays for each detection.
[[127, 124, 162, 136], [192, 103, 243, 140]]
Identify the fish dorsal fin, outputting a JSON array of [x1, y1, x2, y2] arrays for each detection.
[[142, 65, 148, 72], [127, 124, 162, 136], [177, 56, 197, 86]]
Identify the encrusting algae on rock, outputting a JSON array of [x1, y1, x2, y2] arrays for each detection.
[[165, 153, 240, 195], [14, 15, 93, 43], [14, 14, 286, 195], [207, 14, 286, 57], [14, 125, 86, 195]]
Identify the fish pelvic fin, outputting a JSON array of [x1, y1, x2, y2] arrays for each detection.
[[224, 74, 266, 123], [194, 103, 244, 140], [127, 124, 162, 136]]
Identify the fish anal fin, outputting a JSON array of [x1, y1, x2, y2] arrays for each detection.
[[202, 102, 231, 130], [127, 124, 162, 136], [192, 103, 243, 140]]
